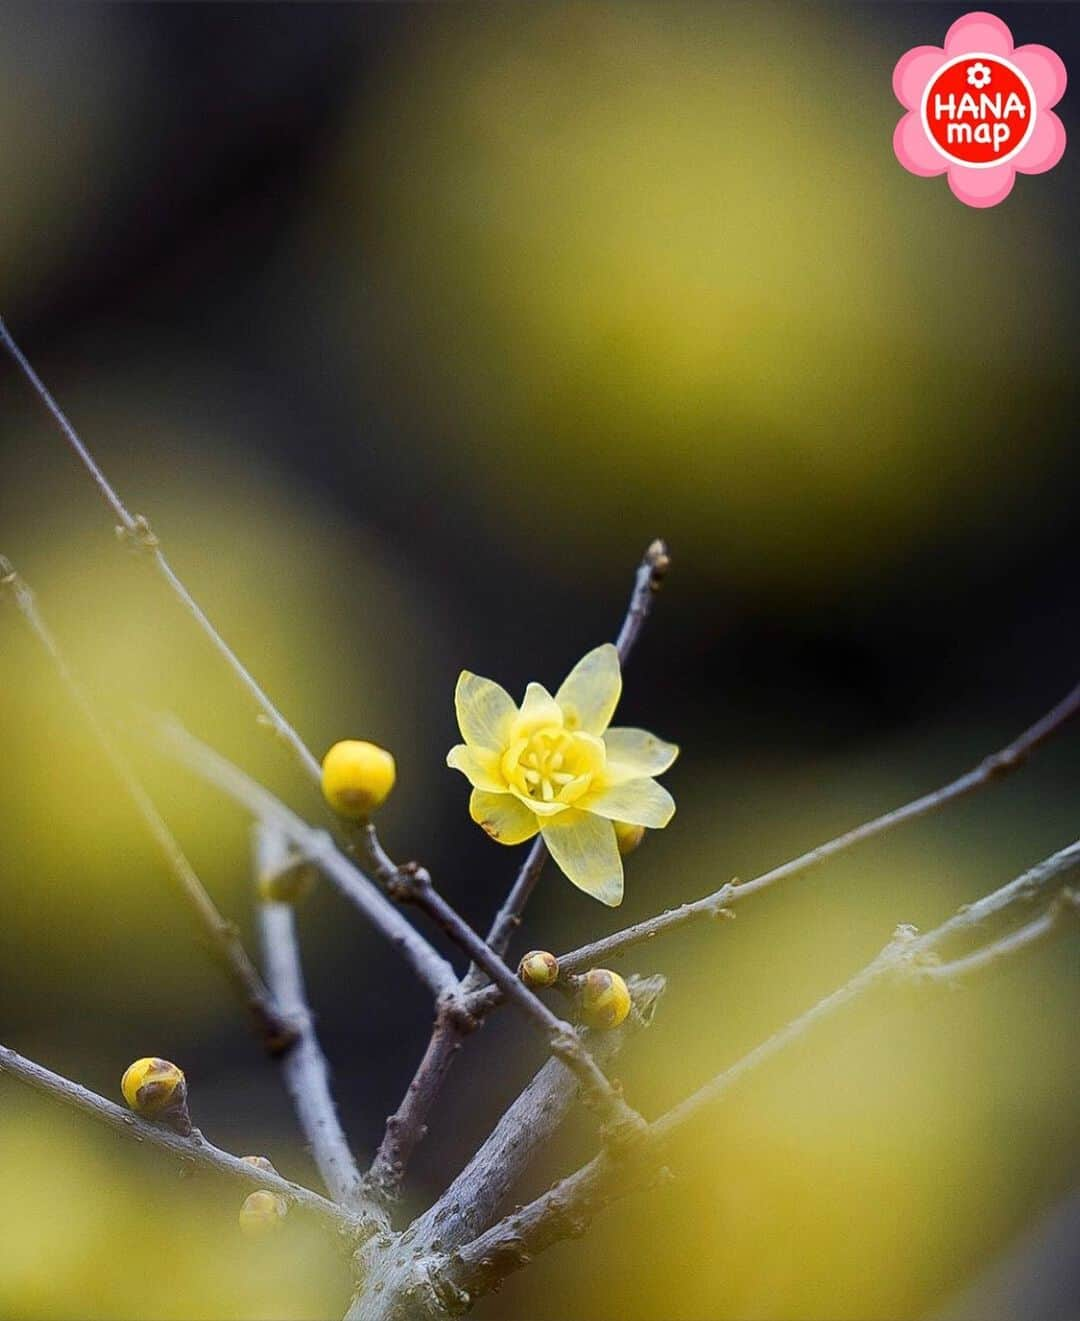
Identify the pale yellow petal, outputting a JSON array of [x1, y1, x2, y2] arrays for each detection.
[[512, 682, 564, 738], [602, 727, 680, 781], [446, 744, 505, 792], [580, 777, 675, 829], [455, 671, 518, 752], [554, 643, 622, 734], [469, 789, 540, 845], [508, 786, 570, 817], [540, 809, 623, 906]]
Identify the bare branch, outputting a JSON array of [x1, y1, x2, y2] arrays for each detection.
[[254, 823, 376, 1216], [412, 975, 665, 1255], [0, 318, 323, 785], [1, 559, 294, 1053], [391, 867, 647, 1147], [0, 1042, 363, 1236], [159, 718, 458, 999], [364, 1013, 465, 1202], [439, 839, 1080, 1305], [918, 891, 1078, 983], [474, 675, 1080, 994]]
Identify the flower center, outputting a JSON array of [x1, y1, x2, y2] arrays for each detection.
[[502, 725, 601, 806]]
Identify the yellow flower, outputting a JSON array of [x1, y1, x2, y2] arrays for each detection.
[[447, 643, 677, 906]]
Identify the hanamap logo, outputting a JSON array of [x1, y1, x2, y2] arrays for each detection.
[[894, 11, 1066, 207]]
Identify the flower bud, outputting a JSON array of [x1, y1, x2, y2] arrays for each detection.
[[613, 821, 646, 856], [120, 1057, 191, 1135], [578, 969, 631, 1030], [321, 740, 396, 819], [257, 855, 318, 904], [518, 949, 559, 989], [239, 1189, 287, 1237]]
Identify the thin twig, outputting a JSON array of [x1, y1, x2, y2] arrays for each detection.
[[392, 867, 647, 1146], [0, 1043, 362, 1236], [0, 318, 323, 786], [435, 839, 1080, 1306], [463, 676, 1080, 1008], [0, 558, 294, 1053], [918, 892, 1078, 983], [254, 823, 375, 1215], [363, 1014, 465, 1201], [158, 717, 458, 999]]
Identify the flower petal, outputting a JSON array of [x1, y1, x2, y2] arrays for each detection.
[[1013, 45, 1067, 110], [447, 743, 504, 792], [541, 810, 623, 906], [1014, 108, 1066, 176], [892, 45, 945, 112], [508, 786, 570, 817], [894, 110, 947, 177], [602, 727, 679, 780], [947, 163, 1015, 208], [944, 12, 1012, 59], [512, 682, 564, 738], [581, 777, 676, 829], [455, 671, 517, 752], [554, 643, 622, 734], [469, 790, 540, 845]]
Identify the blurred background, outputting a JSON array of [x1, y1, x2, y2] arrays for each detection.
[[0, 3, 1078, 1318]]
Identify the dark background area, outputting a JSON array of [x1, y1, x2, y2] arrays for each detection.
[[0, 5, 1078, 1319]]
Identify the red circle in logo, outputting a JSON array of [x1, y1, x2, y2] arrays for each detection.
[[922, 55, 1036, 166]]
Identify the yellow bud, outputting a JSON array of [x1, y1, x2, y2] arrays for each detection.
[[241, 1155, 278, 1176], [257, 857, 318, 904], [613, 821, 646, 856], [579, 969, 631, 1030], [239, 1190, 287, 1237], [518, 950, 559, 989], [321, 740, 396, 819], [120, 1057, 191, 1134]]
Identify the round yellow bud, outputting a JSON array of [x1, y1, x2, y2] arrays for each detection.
[[120, 1057, 191, 1134], [518, 950, 559, 989], [239, 1190, 287, 1237], [321, 740, 396, 820], [613, 821, 646, 856], [578, 969, 631, 1030], [257, 857, 318, 904]]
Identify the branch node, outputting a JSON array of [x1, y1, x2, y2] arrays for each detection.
[[115, 513, 160, 554]]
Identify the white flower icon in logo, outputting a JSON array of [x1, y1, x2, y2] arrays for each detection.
[[967, 61, 992, 89]]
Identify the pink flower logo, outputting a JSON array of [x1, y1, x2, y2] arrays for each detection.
[[893, 11, 1066, 208]]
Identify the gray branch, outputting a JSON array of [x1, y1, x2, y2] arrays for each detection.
[[435, 839, 1080, 1308], [255, 822, 377, 1217], [0, 1042, 363, 1237]]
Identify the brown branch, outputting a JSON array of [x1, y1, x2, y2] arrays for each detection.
[[254, 823, 378, 1216], [363, 1011, 465, 1201], [0, 1042, 363, 1236], [392, 867, 647, 1146], [436, 839, 1080, 1307], [0, 318, 323, 786], [1, 558, 294, 1054], [158, 717, 458, 998]]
